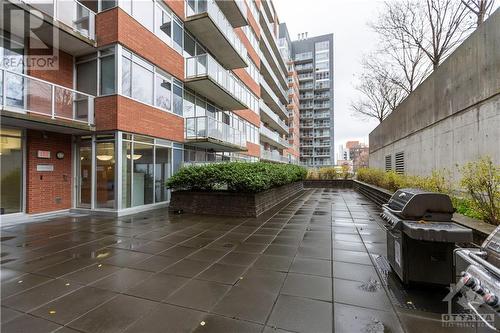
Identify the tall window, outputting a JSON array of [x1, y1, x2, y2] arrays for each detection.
[[121, 47, 180, 114]]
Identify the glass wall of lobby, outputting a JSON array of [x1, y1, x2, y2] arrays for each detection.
[[0, 127, 24, 215], [75, 132, 180, 213]]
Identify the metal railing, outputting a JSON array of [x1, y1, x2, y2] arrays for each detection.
[[186, 54, 251, 109], [260, 52, 287, 101], [315, 82, 331, 89], [259, 100, 288, 133], [260, 75, 288, 118], [260, 124, 289, 148], [259, 27, 287, 87], [22, 0, 95, 40], [295, 52, 313, 61], [185, 0, 246, 61], [185, 116, 247, 148], [1, 68, 94, 125], [260, 148, 288, 163]]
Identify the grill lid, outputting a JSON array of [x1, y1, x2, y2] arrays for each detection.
[[482, 226, 500, 268], [386, 188, 454, 221]]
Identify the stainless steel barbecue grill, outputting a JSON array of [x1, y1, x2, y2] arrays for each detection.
[[381, 189, 473, 286], [455, 226, 500, 332]]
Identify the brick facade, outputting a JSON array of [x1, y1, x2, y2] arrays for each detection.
[[26, 130, 72, 214], [96, 7, 184, 80], [95, 95, 185, 142]]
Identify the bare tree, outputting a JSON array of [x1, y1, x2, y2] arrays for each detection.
[[351, 56, 405, 123], [375, 0, 475, 71], [371, 14, 431, 94], [462, 0, 496, 26]]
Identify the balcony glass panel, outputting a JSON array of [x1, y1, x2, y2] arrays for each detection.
[[185, 116, 247, 148], [2, 68, 94, 124], [186, 54, 251, 109], [185, 0, 246, 60], [23, 0, 95, 39]]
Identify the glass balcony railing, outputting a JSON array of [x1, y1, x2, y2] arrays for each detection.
[[260, 75, 288, 118], [315, 82, 331, 90], [260, 124, 289, 148], [260, 148, 288, 163], [185, 116, 247, 148], [186, 0, 246, 60], [260, 100, 289, 133], [186, 54, 252, 109], [1, 68, 94, 125], [22, 0, 95, 40], [295, 52, 313, 61]]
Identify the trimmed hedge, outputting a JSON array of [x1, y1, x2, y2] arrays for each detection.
[[166, 162, 307, 193]]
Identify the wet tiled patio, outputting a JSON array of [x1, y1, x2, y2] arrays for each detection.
[[1, 189, 460, 332]]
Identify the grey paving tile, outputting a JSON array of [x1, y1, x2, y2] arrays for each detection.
[[281, 273, 332, 302], [90, 267, 153, 293], [102, 249, 151, 267], [197, 263, 248, 285], [333, 261, 379, 282], [233, 242, 268, 254], [236, 268, 286, 294], [2, 279, 81, 312], [218, 252, 259, 267], [193, 314, 263, 333], [1, 273, 52, 299], [334, 278, 392, 311], [166, 279, 230, 311], [127, 255, 179, 272], [63, 263, 121, 284], [126, 272, 188, 301], [335, 302, 403, 333], [334, 240, 366, 252], [0, 306, 23, 324], [296, 245, 332, 260], [213, 287, 277, 323], [123, 303, 204, 333], [68, 294, 158, 333], [264, 244, 298, 257], [187, 249, 227, 262], [253, 255, 293, 272], [267, 295, 332, 333], [162, 258, 213, 277], [159, 245, 199, 259], [1, 314, 61, 333], [29, 286, 117, 325], [333, 249, 373, 265], [289, 257, 332, 277]]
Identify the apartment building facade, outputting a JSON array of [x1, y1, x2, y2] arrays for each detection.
[[0, 0, 290, 219], [291, 33, 334, 167]]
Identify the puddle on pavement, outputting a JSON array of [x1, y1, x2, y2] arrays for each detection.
[[359, 278, 382, 292], [364, 318, 385, 333]]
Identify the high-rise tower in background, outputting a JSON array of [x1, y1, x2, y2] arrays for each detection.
[[286, 30, 335, 167]]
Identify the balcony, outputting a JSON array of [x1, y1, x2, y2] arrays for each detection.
[[185, 54, 251, 110], [299, 84, 314, 91], [260, 76, 288, 119], [9, 0, 96, 55], [295, 64, 313, 73], [259, 19, 288, 89], [185, 0, 247, 69], [314, 102, 331, 109], [314, 122, 331, 128], [185, 116, 247, 152], [260, 148, 288, 163], [259, 100, 288, 135], [315, 112, 331, 119], [260, 53, 288, 104], [294, 52, 313, 63], [215, 0, 247, 27], [1, 68, 94, 128], [298, 74, 313, 81], [315, 81, 331, 90], [260, 125, 289, 149]]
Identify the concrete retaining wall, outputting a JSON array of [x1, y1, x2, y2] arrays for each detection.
[[369, 9, 500, 180]]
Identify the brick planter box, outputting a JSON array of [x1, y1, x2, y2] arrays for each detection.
[[169, 182, 304, 217], [303, 179, 354, 188]]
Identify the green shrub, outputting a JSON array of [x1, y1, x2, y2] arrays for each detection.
[[356, 157, 500, 225], [166, 162, 307, 193], [459, 156, 499, 225]]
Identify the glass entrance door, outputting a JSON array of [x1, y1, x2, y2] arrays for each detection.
[[0, 128, 23, 215], [76, 138, 92, 208]]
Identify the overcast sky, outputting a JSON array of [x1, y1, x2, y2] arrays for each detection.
[[273, 0, 389, 155]]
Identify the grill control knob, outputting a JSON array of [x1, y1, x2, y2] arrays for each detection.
[[460, 272, 473, 286], [484, 294, 499, 307]]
